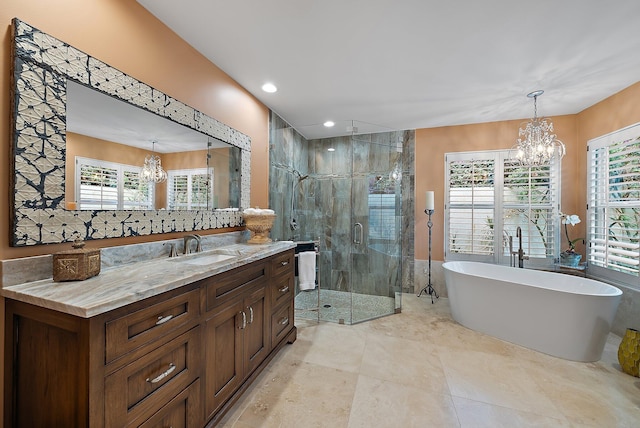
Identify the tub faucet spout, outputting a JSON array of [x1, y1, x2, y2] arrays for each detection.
[[516, 227, 529, 268]]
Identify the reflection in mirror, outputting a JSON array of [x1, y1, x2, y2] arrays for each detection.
[[66, 81, 241, 211], [10, 18, 250, 246]]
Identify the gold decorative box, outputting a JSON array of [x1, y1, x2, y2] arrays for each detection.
[[53, 238, 101, 282]]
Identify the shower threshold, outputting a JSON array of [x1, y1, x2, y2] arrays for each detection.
[[295, 289, 396, 325]]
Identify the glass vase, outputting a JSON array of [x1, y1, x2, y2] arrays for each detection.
[[560, 252, 581, 267], [618, 328, 640, 377]]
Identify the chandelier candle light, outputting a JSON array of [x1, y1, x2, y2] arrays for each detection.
[[139, 141, 167, 183], [418, 191, 438, 303], [513, 90, 566, 166]]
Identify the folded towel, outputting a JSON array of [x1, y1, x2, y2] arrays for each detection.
[[243, 208, 275, 215], [298, 251, 316, 291]]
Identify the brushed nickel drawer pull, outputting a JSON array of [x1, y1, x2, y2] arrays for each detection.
[[280, 260, 289, 266], [248, 306, 254, 324], [146, 363, 176, 384], [155, 314, 173, 325], [239, 311, 247, 330], [279, 285, 289, 293], [279, 317, 289, 326]]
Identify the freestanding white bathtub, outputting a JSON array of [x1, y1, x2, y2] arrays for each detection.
[[442, 261, 622, 362]]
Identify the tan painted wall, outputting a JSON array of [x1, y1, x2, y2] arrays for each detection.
[[415, 82, 640, 261], [0, 0, 269, 261]]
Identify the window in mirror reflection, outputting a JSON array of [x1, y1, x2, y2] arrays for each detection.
[[76, 157, 154, 210], [167, 168, 213, 210]]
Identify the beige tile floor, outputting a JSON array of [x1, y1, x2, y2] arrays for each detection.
[[219, 294, 640, 427]]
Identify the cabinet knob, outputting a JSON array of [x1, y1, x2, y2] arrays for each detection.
[[280, 260, 289, 266], [279, 317, 289, 326], [279, 285, 289, 293]]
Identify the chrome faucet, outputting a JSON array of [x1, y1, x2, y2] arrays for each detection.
[[515, 226, 529, 268], [183, 234, 202, 254]]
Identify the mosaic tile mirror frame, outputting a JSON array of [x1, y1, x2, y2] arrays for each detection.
[[10, 18, 251, 246]]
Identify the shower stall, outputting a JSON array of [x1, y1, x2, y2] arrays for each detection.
[[269, 115, 411, 324]]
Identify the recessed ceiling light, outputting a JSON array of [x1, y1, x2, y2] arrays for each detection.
[[261, 83, 277, 93], [324, 121, 335, 127]]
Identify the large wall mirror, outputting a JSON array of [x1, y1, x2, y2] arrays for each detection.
[[10, 18, 250, 246]]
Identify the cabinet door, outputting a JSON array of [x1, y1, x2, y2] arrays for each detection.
[[204, 299, 244, 419], [243, 285, 269, 374], [9, 312, 87, 428]]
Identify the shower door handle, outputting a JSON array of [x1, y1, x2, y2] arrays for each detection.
[[354, 222, 363, 244]]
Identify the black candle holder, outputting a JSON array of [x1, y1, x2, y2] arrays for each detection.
[[418, 209, 438, 303]]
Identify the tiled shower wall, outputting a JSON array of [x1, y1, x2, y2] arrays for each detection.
[[269, 112, 415, 294]]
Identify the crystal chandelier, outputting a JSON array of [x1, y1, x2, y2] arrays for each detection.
[[512, 90, 565, 167], [139, 141, 167, 183]]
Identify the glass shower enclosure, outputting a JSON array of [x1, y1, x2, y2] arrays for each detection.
[[269, 118, 405, 324]]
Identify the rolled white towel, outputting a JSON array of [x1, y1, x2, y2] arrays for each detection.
[[243, 207, 275, 215], [298, 251, 316, 291]]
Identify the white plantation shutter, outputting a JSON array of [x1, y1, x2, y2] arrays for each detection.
[[447, 156, 496, 259], [587, 124, 640, 285], [76, 157, 153, 210], [167, 168, 213, 210], [122, 170, 153, 210], [503, 160, 558, 258], [445, 150, 560, 264]]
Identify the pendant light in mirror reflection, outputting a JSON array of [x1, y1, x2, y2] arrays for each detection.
[[139, 141, 168, 183], [512, 90, 565, 167]]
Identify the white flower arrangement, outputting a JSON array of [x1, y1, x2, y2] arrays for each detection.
[[560, 212, 583, 253]]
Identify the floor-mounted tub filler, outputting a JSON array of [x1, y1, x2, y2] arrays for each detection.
[[443, 261, 622, 362]]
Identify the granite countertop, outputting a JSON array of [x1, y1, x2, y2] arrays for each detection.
[[1, 241, 296, 318]]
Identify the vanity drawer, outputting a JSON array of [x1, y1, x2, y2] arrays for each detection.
[[106, 289, 199, 364], [271, 300, 294, 348], [271, 272, 294, 309], [271, 250, 294, 278], [137, 379, 201, 428], [205, 261, 267, 312], [105, 326, 200, 428]]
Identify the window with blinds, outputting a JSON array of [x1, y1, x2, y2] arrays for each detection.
[[503, 160, 557, 259], [445, 150, 560, 265], [167, 168, 213, 210], [587, 124, 640, 286], [76, 157, 153, 210]]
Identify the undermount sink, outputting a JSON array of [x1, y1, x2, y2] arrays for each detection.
[[169, 253, 236, 266]]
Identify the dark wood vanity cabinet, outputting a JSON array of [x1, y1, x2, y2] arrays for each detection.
[[4, 249, 296, 428], [203, 267, 269, 420]]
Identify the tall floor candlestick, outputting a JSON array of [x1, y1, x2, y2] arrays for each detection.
[[418, 209, 438, 303]]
